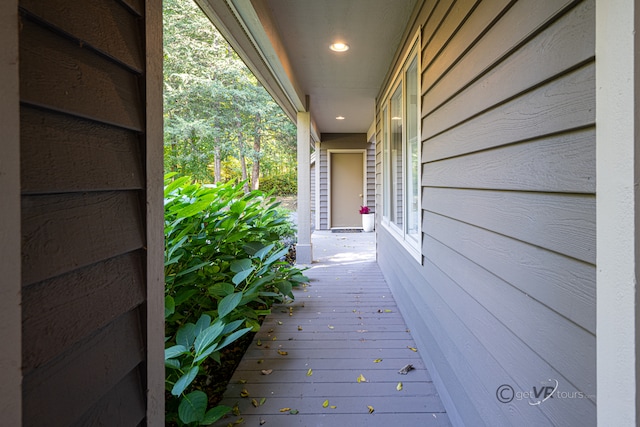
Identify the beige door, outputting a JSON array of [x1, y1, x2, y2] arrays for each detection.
[[330, 152, 364, 228]]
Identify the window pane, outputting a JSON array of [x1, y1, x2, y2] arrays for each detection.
[[390, 84, 403, 227], [405, 56, 419, 241], [382, 106, 390, 218]]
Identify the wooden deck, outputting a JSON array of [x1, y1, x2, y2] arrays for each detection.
[[213, 231, 451, 426]]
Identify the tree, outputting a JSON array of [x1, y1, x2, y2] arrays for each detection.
[[163, 0, 297, 190]]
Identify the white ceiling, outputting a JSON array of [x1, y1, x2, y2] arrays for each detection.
[[200, 0, 419, 135]]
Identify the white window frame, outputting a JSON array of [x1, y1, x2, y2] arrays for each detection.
[[380, 32, 421, 262]]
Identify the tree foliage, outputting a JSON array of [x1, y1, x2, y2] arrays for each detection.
[[164, 0, 297, 189]]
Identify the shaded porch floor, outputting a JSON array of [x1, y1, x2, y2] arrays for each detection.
[[213, 231, 451, 426]]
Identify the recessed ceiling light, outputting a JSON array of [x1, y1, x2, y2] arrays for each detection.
[[336, 116, 345, 120], [330, 42, 349, 52]]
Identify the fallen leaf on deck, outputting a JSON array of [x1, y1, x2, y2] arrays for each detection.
[[298, 325, 303, 331], [279, 408, 291, 412], [232, 403, 240, 416], [307, 368, 313, 376], [261, 369, 273, 375], [238, 379, 247, 384], [256, 339, 262, 346], [277, 321, 283, 325], [328, 325, 334, 329], [259, 397, 267, 406], [240, 388, 249, 398], [384, 309, 393, 313], [408, 346, 418, 352], [357, 374, 367, 383], [259, 418, 266, 425], [289, 409, 299, 415], [397, 382, 403, 391], [322, 400, 329, 408], [278, 350, 288, 356], [398, 364, 414, 374], [257, 359, 264, 364], [367, 405, 375, 414], [373, 359, 383, 363], [251, 399, 259, 407], [330, 405, 337, 409]]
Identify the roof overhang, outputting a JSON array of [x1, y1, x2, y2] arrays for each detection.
[[196, 0, 419, 139]]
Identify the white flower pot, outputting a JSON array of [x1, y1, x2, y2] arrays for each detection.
[[362, 213, 375, 232]]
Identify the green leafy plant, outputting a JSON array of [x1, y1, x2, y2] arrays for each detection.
[[164, 173, 307, 425]]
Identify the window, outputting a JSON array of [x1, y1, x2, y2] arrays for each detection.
[[381, 39, 421, 258]]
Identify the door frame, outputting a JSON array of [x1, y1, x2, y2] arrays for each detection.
[[327, 149, 368, 229]]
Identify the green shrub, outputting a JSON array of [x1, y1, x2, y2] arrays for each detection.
[[164, 173, 307, 425], [259, 172, 297, 195]]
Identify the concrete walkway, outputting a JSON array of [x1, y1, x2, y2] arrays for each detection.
[[213, 231, 451, 427]]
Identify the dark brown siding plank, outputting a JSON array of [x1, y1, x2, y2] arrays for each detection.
[[20, 106, 144, 194], [23, 309, 145, 427], [20, 0, 144, 72], [22, 251, 146, 372], [19, 17, 144, 131], [118, 0, 144, 17], [21, 191, 144, 286], [70, 368, 146, 427]]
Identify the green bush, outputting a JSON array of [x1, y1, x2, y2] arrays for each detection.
[[259, 172, 297, 195], [164, 173, 307, 426]]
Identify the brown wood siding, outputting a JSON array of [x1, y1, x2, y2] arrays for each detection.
[[19, 0, 148, 424], [376, 0, 596, 425]]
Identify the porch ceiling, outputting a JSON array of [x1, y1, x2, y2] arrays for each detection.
[[197, 0, 419, 136]]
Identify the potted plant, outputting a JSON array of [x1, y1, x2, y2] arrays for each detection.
[[360, 206, 374, 232]]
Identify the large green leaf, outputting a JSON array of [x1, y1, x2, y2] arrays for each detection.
[[172, 365, 199, 396], [230, 258, 252, 273], [202, 405, 232, 425], [164, 345, 188, 360], [165, 296, 175, 319], [217, 292, 242, 318], [232, 268, 254, 285], [178, 390, 207, 424], [253, 243, 275, 261], [193, 321, 225, 356], [176, 323, 196, 348], [216, 327, 252, 352]]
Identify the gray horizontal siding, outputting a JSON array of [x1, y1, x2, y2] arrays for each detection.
[[376, 0, 596, 425]]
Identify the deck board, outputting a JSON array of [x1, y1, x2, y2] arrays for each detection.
[[213, 231, 451, 426]]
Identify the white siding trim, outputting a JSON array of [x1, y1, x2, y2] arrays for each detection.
[[596, 0, 640, 424], [296, 111, 312, 264], [0, 0, 22, 424]]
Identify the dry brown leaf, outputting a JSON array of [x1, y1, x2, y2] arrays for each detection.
[[240, 388, 249, 398], [278, 350, 288, 356], [298, 325, 303, 331], [261, 369, 273, 375], [251, 399, 259, 407]]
